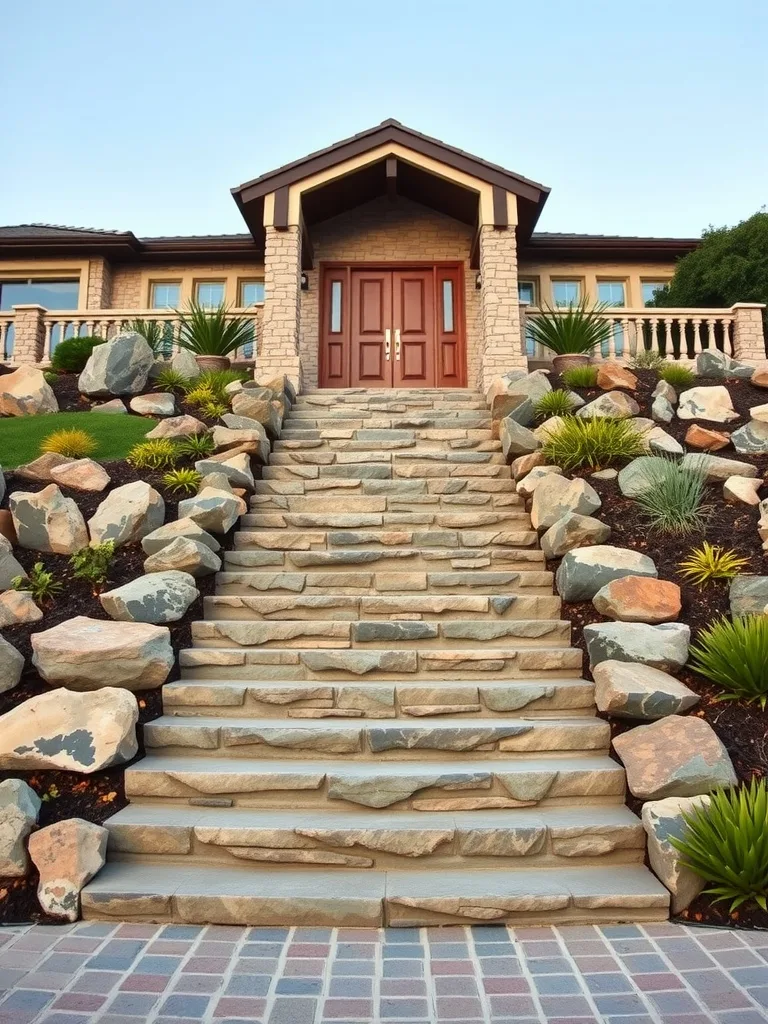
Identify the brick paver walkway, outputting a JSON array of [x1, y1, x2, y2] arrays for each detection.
[[0, 921, 766, 1024]]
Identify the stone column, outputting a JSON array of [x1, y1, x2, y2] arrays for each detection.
[[479, 225, 527, 391], [731, 303, 766, 362], [258, 225, 302, 389], [86, 258, 112, 308], [11, 305, 47, 364]]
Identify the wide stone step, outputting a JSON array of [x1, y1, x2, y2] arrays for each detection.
[[222, 549, 545, 575], [280, 427, 495, 443], [275, 438, 502, 453], [294, 394, 488, 409], [250, 495, 521, 514], [270, 450, 507, 466], [103, 804, 645, 869], [124, 754, 626, 809], [261, 463, 509, 481], [285, 412, 492, 427], [241, 510, 530, 529], [142, 715, 609, 759], [162, 677, 594, 718], [233, 529, 538, 552], [178, 644, 583, 680]]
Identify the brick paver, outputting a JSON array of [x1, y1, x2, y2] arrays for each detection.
[[0, 921, 765, 1023]]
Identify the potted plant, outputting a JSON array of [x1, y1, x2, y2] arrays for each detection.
[[526, 298, 613, 373], [176, 300, 254, 371]]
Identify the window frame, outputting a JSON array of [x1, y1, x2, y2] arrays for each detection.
[[237, 278, 266, 307], [518, 279, 538, 306], [194, 279, 227, 308], [148, 279, 182, 310], [596, 278, 628, 308], [551, 278, 583, 307], [641, 279, 671, 306]]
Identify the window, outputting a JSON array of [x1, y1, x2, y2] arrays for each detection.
[[0, 278, 79, 310], [195, 281, 226, 308], [597, 281, 626, 307], [150, 281, 181, 309], [518, 281, 536, 305], [239, 280, 265, 306], [330, 280, 343, 333], [642, 281, 669, 306], [552, 280, 580, 307], [442, 279, 455, 333]]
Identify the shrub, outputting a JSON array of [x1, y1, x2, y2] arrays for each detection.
[[127, 438, 179, 470], [671, 778, 768, 912], [633, 457, 710, 535], [175, 433, 214, 458], [182, 368, 248, 402], [688, 615, 768, 707], [534, 390, 576, 419], [177, 300, 255, 357], [526, 298, 613, 356], [183, 385, 216, 409], [560, 365, 598, 388], [659, 363, 696, 388], [70, 542, 115, 593], [678, 542, 749, 587], [154, 368, 191, 392], [630, 348, 667, 370], [200, 400, 229, 420], [43, 370, 59, 385], [162, 468, 202, 495], [11, 562, 62, 606], [40, 428, 97, 459], [50, 335, 105, 374], [541, 416, 647, 471]]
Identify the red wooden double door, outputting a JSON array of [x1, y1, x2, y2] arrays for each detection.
[[319, 264, 466, 388]]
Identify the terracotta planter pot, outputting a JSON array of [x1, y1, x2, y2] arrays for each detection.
[[194, 355, 231, 372], [551, 354, 591, 374]]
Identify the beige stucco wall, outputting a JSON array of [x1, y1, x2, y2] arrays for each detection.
[[517, 259, 677, 308], [110, 262, 265, 309]]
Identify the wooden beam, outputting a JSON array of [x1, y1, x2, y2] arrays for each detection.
[[300, 211, 314, 270], [386, 157, 397, 200], [492, 186, 508, 229], [273, 186, 290, 230], [469, 224, 481, 270]]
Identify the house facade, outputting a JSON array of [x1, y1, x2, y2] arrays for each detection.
[[1, 120, 764, 387]]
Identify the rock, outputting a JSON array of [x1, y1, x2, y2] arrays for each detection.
[[0, 510, 16, 545], [141, 518, 221, 555], [78, 332, 155, 397], [88, 481, 165, 547], [28, 819, 108, 921], [730, 419, 768, 455], [0, 636, 24, 694], [0, 366, 58, 416], [0, 779, 41, 876], [10, 484, 88, 555], [677, 385, 738, 422], [170, 349, 200, 378], [260, 374, 297, 406], [643, 796, 711, 914], [231, 392, 282, 439], [14, 452, 73, 482], [592, 576, 681, 624], [590, 468, 618, 480], [499, 416, 540, 459], [597, 362, 638, 391], [617, 456, 672, 498], [178, 488, 246, 534], [146, 414, 207, 439], [0, 688, 138, 771], [684, 424, 730, 451], [593, 660, 699, 719], [652, 380, 678, 405], [556, 545, 657, 602], [515, 466, 562, 499], [100, 571, 198, 624], [680, 453, 757, 482], [510, 452, 546, 480], [540, 513, 611, 560], [0, 590, 43, 627], [194, 452, 255, 492], [488, 370, 551, 426], [91, 399, 127, 414], [0, 534, 26, 590], [631, 420, 683, 455], [696, 349, 754, 379], [50, 458, 111, 493], [613, 716, 736, 800], [212, 425, 270, 463], [584, 622, 690, 672], [129, 393, 175, 417], [748, 402, 768, 423], [729, 575, 768, 616], [31, 615, 174, 691], [723, 476, 761, 505], [752, 368, 768, 389], [532, 415, 566, 441], [577, 391, 640, 419], [651, 395, 674, 423], [144, 536, 222, 577], [530, 475, 601, 532], [198, 471, 234, 494]]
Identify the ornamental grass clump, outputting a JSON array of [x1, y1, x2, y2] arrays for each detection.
[[688, 615, 768, 707], [162, 468, 202, 495], [560, 365, 598, 388], [659, 362, 696, 388], [678, 542, 749, 587], [127, 438, 179, 471], [633, 457, 711, 535], [540, 416, 646, 471], [671, 779, 768, 912], [175, 432, 214, 458], [154, 368, 192, 392], [534, 389, 576, 419], [526, 298, 613, 356], [39, 428, 97, 459], [629, 348, 667, 370]]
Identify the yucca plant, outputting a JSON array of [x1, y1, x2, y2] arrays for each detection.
[[560, 365, 598, 388], [162, 468, 202, 495], [688, 615, 768, 707], [633, 457, 711, 535], [526, 298, 613, 356], [630, 348, 667, 370], [671, 779, 768, 911], [126, 318, 165, 354], [534, 389, 578, 419], [659, 363, 696, 388], [70, 542, 115, 594], [127, 438, 179, 471], [541, 415, 647, 471], [175, 432, 215, 458], [176, 301, 254, 358], [154, 368, 191, 392], [678, 542, 749, 587], [11, 563, 62, 606], [40, 428, 97, 459]]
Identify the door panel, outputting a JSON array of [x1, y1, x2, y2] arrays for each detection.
[[436, 266, 464, 387], [350, 271, 393, 386], [392, 269, 435, 387], [319, 270, 350, 388]]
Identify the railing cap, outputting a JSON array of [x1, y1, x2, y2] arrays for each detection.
[[731, 302, 767, 310], [11, 304, 48, 312]]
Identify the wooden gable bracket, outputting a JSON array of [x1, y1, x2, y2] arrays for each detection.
[[386, 157, 397, 200]]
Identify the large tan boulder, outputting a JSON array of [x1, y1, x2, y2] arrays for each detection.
[[10, 484, 88, 554], [88, 481, 165, 546], [677, 385, 738, 422], [0, 590, 42, 627], [642, 796, 711, 914], [593, 660, 699, 719], [231, 392, 282, 439], [592, 576, 681, 623], [0, 366, 58, 416], [530, 475, 601, 532], [212, 425, 270, 463], [13, 452, 72, 482], [597, 362, 637, 391], [146, 414, 207, 439], [0, 779, 41, 876], [28, 819, 108, 921], [50, 458, 111, 493], [32, 615, 174, 691]]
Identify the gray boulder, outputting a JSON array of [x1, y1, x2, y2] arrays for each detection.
[[680, 453, 757, 482], [143, 536, 221, 577], [0, 635, 24, 694], [499, 416, 540, 459], [530, 475, 601, 532], [642, 796, 712, 913], [488, 370, 551, 426], [178, 487, 246, 534], [729, 575, 768, 616], [129, 393, 176, 417], [10, 484, 88, 555], [593, 660, 699, 719], [100, 571, 198, 624], [141, 517, 221, 556], [515, 466, 563, 500], [78, 332, 155, 397], [0, 366, 58, 417], [677, 385, 738, 422], [584, 621, 690, 672], [170, 349, 201, 379], [730, 420, 768, 455], [577, 391, 640, 419], [0, 779, 41, 876], [91, 399, 127, 414], [0, 534, 26, 591], [231, 392, 282, 439], [212, 425, 270, 463], [29, 818, 108, 922], [88, 481, 165, 547], [651, 395, 674, 423], [556, 545, 657, 602], [696, 349, 754, 380], [617, 456, 671, 498], [540, 513, 611, 560], [194, 452, 255, 492]]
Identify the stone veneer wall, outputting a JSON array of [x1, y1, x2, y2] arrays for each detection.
[[85, 258, 112, 309], [299, 197, 480, 389], [478, 225, 526, 390], [259, 226, 303, 385], [109, 263, 265, 309]]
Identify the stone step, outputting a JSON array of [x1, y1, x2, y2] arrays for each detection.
[[190, 618, 571, 650], [241, 510, 530, 529], [162, 678, 594, 718], [269, 450, 508, 466], [103, 804, 645, 869], [275, 439, 502, 453], [286, 411, 492, 425], [250, 497, 522, 515], [222, 548, 545, 573], [261, 463, 510, 481], [142, 716, 609, 760], [280, 427, 494, 442], [203, 593, 562, 621], [294, 395, 488, 409], [123, 754, 626, 809], [178, 645, 583, 680], [251, 478, 519, 498], [233, 529, 538, 551]]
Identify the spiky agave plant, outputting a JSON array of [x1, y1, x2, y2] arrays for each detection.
[[688, 615, 768, 707], [176, 301, 255, 357], [678, 542, 749, 587], [526, 298, 613, 356]]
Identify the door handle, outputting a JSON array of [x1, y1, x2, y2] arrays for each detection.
[[385, 329, 391, 360], [395, 329, 401, 361]]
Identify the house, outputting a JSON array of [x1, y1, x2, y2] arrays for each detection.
[[1, 120, 764, 385]]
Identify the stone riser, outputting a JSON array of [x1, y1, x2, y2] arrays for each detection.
[[214, 569, 555, 597], [232, 529, 537, 551], [250, 497, 522, 514], [284, 415, 493, 428], [222, 551, 545, 572], [294, 398, 489, 409], [280, 429, 495, 443], [275, 440, 502, 453], [269, 452, 507, 466], [262, 465, 509, 482], [242, 512, 530, 530]]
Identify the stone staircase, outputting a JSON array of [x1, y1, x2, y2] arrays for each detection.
[[82, 388, 669, 927]]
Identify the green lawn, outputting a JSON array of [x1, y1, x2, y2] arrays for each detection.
[[0, 411, 158, 468]]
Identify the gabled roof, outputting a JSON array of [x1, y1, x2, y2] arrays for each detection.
[[0, 223, 129, 238]]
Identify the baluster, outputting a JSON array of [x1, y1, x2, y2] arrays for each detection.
[[1, 322, 8, 360], [723, 317, 734, 356], [663, 318, 673, 358], [619, 317, 630, 359], [648, 318, 659, 357], [44, 321, 54, 359], [692, 318, 702, 360]]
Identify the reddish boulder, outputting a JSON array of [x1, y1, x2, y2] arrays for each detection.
[[597, 362, 638, 391], [593, 575, 681, 624], [684, 424, 730, 451]]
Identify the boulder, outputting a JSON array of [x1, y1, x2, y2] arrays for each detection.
[[684, 424, 730, 451], [730, 419, 768, 455], [759, 499, 768, 546], [0, 534, 26, 590], [31, 615, 174, 691], [0, 687, 138, 771], [100, 571, 198, 624], [28, 819, 108, 922], [748, 402, 768, 423], [617, 456, 674, 498], [752, 368, 768, 389], [680, 453, 757, 482], [231, 392, 282, 439], [0, 510, 17, 545], [88, 481, 165, 547], [592, 576, 681, 624], [577, 391, 640, 419], [10, 484, 88, 555], [129, 393, 175, 417], [584, 622, 690, 672], [140, 517, 220, 555], [592, 660, 699, 719], [0, 636, 24, 694], [260, 374, 297, 406], [78, 332, 155, 397], [170, 349, 201, 378], [642, 796, 711, 914], [0, 366, 58, 416], [488, 370, 551, 426], [178, 487, 246, 534], [630, 420, 683, 455], [613, 716, 737, 800], [510, 452, 546, 480], [146, 414, 207, 439], [143, 536, 222, 577], [597, 362, 638, 391], [696, 349, 754, 380], [530, 475, 601, 532], [677, 385, 738, 422], [0, 779, 41, 876], [14, 452, 73, 482], [194, 452, 255, 493], [198, 471, 234, 494], [729, 575, 768, 616], [590, 468, 618, 480], [212, 425, 270, 463], [532, 415, 566, 442], [556, 545, 657, 602], [723, 476, 761, 505], [0, 590, 43, 627], [499, 416, 540, 459], [651, 395, 674, 423], [540, 513, 611, 560], [652, 380, 678, 405], [50, 458, 111, 493], [515, 466, 562, 499], [91, 399, 127, 414]]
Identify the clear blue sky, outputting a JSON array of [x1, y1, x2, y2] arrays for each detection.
[[2, 0, 766, 239]]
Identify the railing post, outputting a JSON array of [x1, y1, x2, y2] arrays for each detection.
[[731, 303, 767, 362], [11, 305, 47, 364]]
